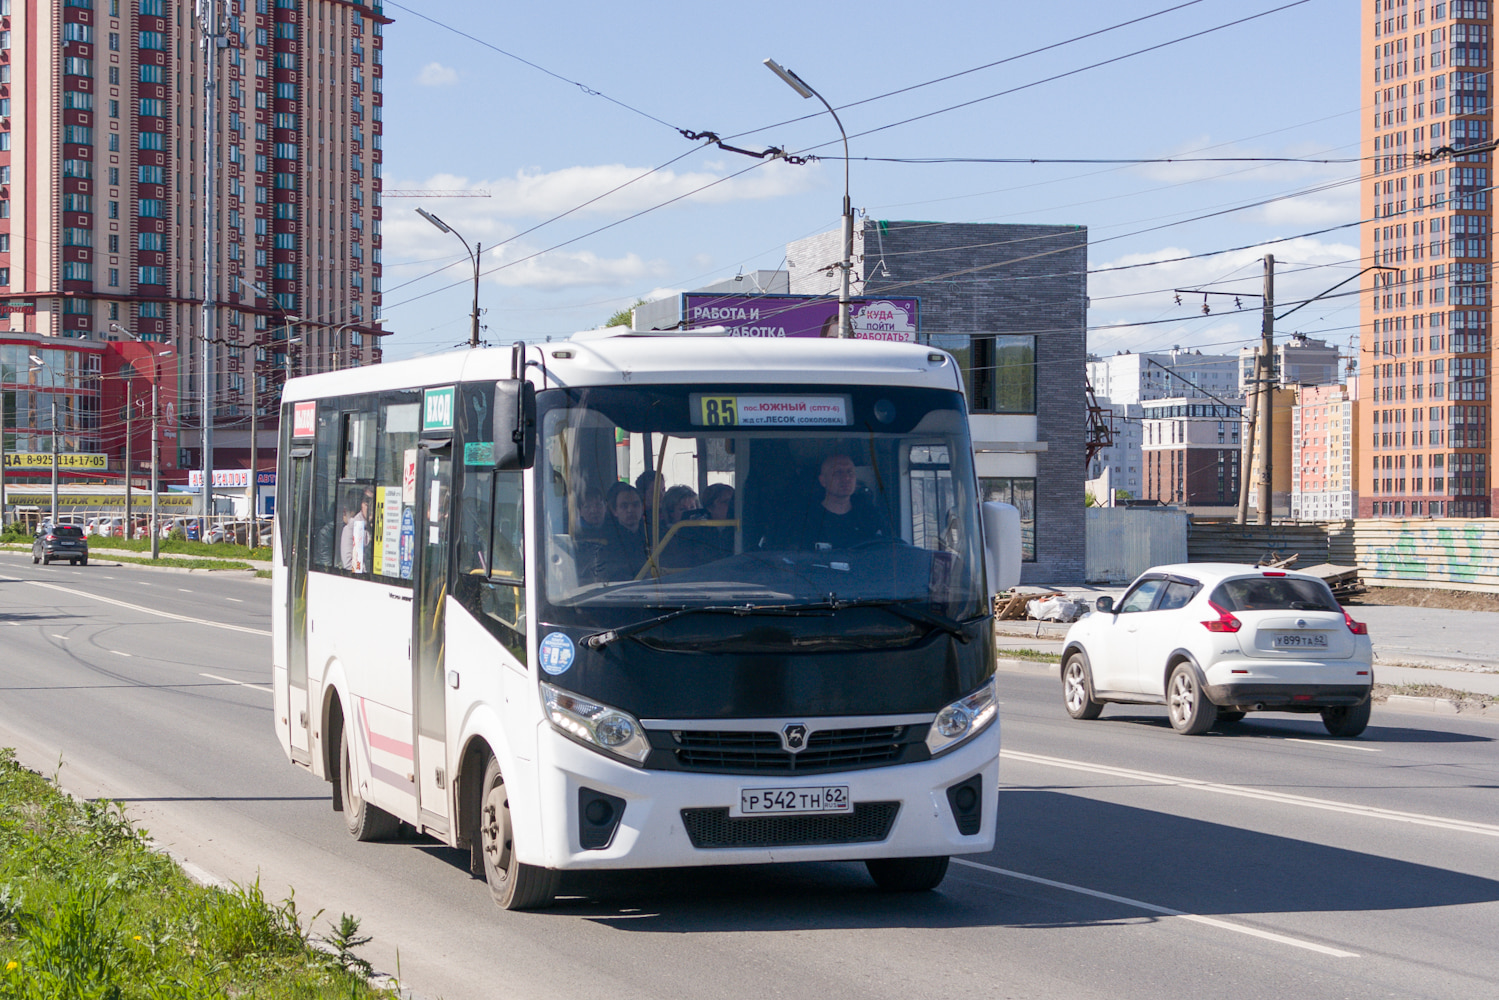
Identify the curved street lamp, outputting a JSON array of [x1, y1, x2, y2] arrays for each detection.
[[417, 207, 483, 347], [764, 58, 854, 339]]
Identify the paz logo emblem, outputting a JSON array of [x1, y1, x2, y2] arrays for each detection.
[[781, 724, 809, 753]]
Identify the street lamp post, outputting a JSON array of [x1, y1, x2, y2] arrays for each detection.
[[417, 208, 482, 347], [764, 58, 854, 339], [113, 325, 169, 559], [27, 355, 60, 524], [246, 280, 300, 547]]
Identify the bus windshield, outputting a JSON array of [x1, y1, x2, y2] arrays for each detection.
[[537, 383, 986, 627]]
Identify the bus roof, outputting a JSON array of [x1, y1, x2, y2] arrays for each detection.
[[282, 334, 963, 402]]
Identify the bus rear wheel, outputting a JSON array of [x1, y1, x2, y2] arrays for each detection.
[[475, 755, 557, 910], [866, 856, 950, 892], [339, 726, 399, 842]]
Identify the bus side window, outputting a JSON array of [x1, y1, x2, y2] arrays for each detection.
[[311, 407, 343, 571], [490, 473, 525, 583]]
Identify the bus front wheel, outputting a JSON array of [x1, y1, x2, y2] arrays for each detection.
[[475, 755, 558, 911], [339, 726, 400, 842], [866, 856, 950, 892]]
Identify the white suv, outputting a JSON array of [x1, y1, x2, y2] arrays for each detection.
[[1060, 564, 1374, 737]]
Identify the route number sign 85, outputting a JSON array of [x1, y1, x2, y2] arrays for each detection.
[[699, 396, 738, 426]]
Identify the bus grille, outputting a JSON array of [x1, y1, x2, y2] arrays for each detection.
[[680, 802, 900, 849], [659, 726, 914, 774]]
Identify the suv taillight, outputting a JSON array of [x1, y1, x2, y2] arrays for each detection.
[[1343, 608, 1368, 635], [1201, 601, 1241, 633]]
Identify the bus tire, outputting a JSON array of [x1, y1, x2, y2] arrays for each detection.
[[865, 855, 950, 892], [339, 726, 399, 842], [476, 755, 557, 910]]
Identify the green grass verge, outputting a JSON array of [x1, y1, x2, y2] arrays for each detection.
[[99, 554, 255, 572], [0, 748, 397, 999], [996, 647, 1060, 663], [76, 537, 271, 562]]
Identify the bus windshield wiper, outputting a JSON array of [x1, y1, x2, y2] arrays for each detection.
[[786, 598, 979, 644], [583, 604, 829, 649]]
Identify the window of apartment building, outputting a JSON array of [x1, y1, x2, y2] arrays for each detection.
[[140, 132, 164, 151], [63, 262, 93, 282], [138, 267, 165, 285], [0, 235, 9, 252], [138, 165, 164, 185], [980, 478, 1036, 562], [140, 64, 163, 84], [108, 167, 119, 187], [140, 31, 164, 50], [109, 269, 120, 287], [63, 91, 93, 111], [0, 269, 9, 287], [108, 235, 119, 253], [927, 334, 1037, 414], [108, 201, 120, 219]]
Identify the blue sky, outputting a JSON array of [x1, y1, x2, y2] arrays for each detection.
[[375, 0, 1362, 363]]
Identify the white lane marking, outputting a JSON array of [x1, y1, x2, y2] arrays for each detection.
[[200, 672, 273, 694], [1003, 750, 1499, 838], [110, 650, 131, 657], [52, 635, 69, 640], [1285, 738, 1381, 753], [25, 581, 270, 637], [953, 859, 1359, 958], [101, 576, 115, 580], [225, 597, 243, 603], [178, 588, 193, 593]]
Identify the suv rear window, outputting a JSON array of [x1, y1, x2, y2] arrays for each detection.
[[54, 526, 86, 538], [1210, 577, 1338, 612]]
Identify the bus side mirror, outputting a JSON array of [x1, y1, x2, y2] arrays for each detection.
[[493, 379, 537, 471], [981, 501, 1022, 595]]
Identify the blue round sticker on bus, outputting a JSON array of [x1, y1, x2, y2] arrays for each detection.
[[539, 632, 575, 675]]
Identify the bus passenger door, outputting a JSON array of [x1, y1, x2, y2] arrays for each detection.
[[412, 445, 452, 833], [285, 449, 314, 762]]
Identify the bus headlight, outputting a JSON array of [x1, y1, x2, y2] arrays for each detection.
[[542, 682, 651, 765], [925, 678, 998, 757]]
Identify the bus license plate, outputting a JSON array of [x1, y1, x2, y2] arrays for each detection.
[[1273, 632, 1328, 649], [737, 786, 851, 816]]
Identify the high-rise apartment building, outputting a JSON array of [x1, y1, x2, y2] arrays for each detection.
[[1361, 0, 1491, 517], [1291, 384, 1360, 520], [1, 0, 387, 477]]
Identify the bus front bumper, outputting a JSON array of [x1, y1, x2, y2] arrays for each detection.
[[529, 722, 1000, 871]]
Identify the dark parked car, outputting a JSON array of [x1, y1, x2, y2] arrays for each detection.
[[33, 525, 89, 566]]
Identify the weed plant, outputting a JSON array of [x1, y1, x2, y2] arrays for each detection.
[[0, 749, 395, 999]]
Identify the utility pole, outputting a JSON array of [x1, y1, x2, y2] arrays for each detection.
[[1256, 255, 1275, 525], [1237, 352, 1259, 526], [197, 0, 225, 523], [50, 399, 59, 527], [150, 382, 160, 561], [124, 376, 134, 539]]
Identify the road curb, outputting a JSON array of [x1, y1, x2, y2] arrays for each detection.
[[994, 657, 1058, 676], [1381, 693, 1498, 719]]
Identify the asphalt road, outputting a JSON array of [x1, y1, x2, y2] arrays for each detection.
[[2, 550, 1497, 1000]]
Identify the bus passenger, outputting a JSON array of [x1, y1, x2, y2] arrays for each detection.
[[661, 485, 700, 526], [340, 491, 370, 571], [635, 470, 663, 538], [594, 483, 649, 581], [573, 485, 609, 540]]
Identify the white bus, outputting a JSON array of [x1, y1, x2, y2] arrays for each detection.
[[272, 332, 1019, 909]]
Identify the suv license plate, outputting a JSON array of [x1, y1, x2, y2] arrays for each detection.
[[737, 786, 851, 816], [1273, 633, 1328, 649]]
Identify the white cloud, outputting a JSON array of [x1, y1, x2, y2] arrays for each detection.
[[417, 62, 458, 86], [387, 160, 815, 222], [488, 250, 670, 290]]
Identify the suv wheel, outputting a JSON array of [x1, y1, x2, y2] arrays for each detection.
[[1321, 700, 1371, 738], [1062, 652, 1104, 720], [1167, 662, 1218, 735]]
